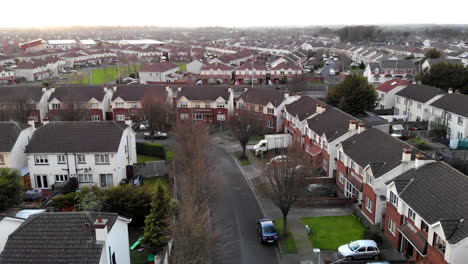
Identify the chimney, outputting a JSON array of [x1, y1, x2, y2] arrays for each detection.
[[228, 87, 232, 93], [94, 217, 108, 244], [103, 87, 108, 92], [42, 87, 47, 92], [415, 152, 426, 169], [402, 147, 412, 162], [284, 91, 290, 98], [316, 103, 326, 114], [455, 89, 460, 94], [125, 116, 132, 126], [357, 122, 366, 134], [42, 117, 49, 126], [296, 92, 302, 98], [27, 116, 35, 128], [448, 88, 454, 94], [112, 86, 117, 92], [177, 86, 182, 92], [243, 87, 248, 92], [349, 119, 357, 131]]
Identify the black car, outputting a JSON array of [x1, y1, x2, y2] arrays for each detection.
[[256, 219, 278, 244]]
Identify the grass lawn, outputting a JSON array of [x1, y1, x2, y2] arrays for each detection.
[[137, 154, 163, 163], [142, 176, 170, 194], [129, 227, 148, 264], [176, 63, 187, 72], [72, 64, 141, 84], [275, 218, 298, 254], [301, 215, 365, 250], [249, 135, 264, 141], [234, 151, 252, 166]]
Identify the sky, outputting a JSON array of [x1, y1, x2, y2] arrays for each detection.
[[2, 0, 468, 28]]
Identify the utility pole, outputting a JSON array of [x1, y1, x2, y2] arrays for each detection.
[[117, 57, 121, 83]]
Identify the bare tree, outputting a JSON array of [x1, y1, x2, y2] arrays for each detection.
[[141, 90, 175, 141], [56, 101, 89, 121], [288, 76, 308, 93], [259, 142, 319, 237], [0, 95, 35, 123], [229, 109, 265, 159]]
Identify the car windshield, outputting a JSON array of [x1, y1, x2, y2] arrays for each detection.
[[263, 226, 276, 234], [348, 242, 360, 251]]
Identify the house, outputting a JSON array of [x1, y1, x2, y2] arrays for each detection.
[[385, 162, 468, 264], [186, 59, 206, 74], [394, 84, 446, 121], [139, 62, 180, 83], [237, 88, 298, 132], [19, 39, 47, 53], [375, 79, 411, 109], [283, 96, 321, 139], [25, 121, 137, 189], [200, 63, 233, 84], [14, 61, 49, 82], [0, 121, 34, 170], [364, 60, 417, 85], [336, 127, 429, 225], [0, 85, 51, 124], [47, 85, 114, 121], [0, 217, 25, 253], [47, 39, 78, 50], [235, 63, 267, 85], [429, 91, 468, 139], [270, 62, 302, 83], [0, 67, 15, 84], [421, 58, 463, 71], [176, 86, 234, 124], [0, 212, 131, 264], [111, 85, 173, 122]]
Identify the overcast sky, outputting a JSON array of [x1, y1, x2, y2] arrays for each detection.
[[3, 0, 468, 28]]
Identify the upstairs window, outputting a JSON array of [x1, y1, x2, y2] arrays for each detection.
[[180, 102, 188, 108], [433, 233, 446, 254], [95, 154, 110, 165], [77, 154, 86, 164], [57, 155, 66, 164], [267, 108, 274, 115], [0, 154, 5, 164], [34, 155, 49, 165], [115, 102, 124, 108], [52, 103, 61, 109], [217, 102, 225, 108], [90, 103, 99, 109], [458, 116, 464, 125], [389, 191, 399, 207], [408, 208, 416, 221]]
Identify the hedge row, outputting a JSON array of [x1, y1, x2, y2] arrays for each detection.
[[136, 142, 166, 160]]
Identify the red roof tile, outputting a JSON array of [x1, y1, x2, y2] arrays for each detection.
[[376, 79, 410, 93]]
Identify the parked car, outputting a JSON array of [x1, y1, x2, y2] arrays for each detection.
[[270, 155, 287, 164], [338, 240, 381, 261], [144, 131, 168, 139], [256, 219, 278, 244]]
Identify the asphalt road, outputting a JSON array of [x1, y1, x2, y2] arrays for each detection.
[[209, 144, 279, 264], [321, 62, 342, 84]]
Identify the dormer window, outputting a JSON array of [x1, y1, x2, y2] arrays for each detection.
[[115, 102, 124, 108], [52, 103, 61, 109], [90, 103, 99, 109]]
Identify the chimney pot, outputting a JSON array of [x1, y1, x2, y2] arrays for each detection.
[[402, 147, 412, 162], [357, 122, 366, 134], [284, 91, 290, 98], [42, 117, 49, 125], [177, 86, 182, 92], [448, 88, 454, 94], [27, 116, 35, 128], [415, 152, 426, 168], [349, 119, 357, 131]]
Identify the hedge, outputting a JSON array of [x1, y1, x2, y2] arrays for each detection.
[[136, 142, 166, 160]]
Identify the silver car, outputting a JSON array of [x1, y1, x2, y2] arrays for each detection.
[[338, 240, 381, 261]]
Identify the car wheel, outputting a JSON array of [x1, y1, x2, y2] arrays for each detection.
[[346, 256, 353, 261], [374, 255, 380, 260]]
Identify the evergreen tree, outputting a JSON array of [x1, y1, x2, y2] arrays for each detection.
[[0, 168, 23, 210], [144, 183, 171, 253]]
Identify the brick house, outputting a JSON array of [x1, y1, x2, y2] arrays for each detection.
[[175, 86, 234, 124], [385, 161, 468, 264], [336, 127, 427, 225], [200, 63, 233, 84], [139, 62, 180, 83], [0, 67, 15, 84], [375, 79, 410, 110], [234, 63, 267, 85], [236, 88, 298, 132], [270, 62, 302, 83], [394, 84, 446, 121], [14, 61, 49, 82], [364, 60, 417, 86]]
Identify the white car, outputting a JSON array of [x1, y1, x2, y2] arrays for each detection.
[[144, 131, 168, 139], [338, 240, 381, 261], [270, 155, 287, 163]]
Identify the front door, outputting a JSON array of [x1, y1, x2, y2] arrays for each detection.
[[402, 238, 414, 259], [35, 175, 49, 189]]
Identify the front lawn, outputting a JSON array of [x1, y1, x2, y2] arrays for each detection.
[[301, 215, 365, 250], [275, 218, 298, 254], [137, 154, 163, 163], [142, 177, 170, 194], [72, 64, 141, 84], [176, 63, 187, 72], [234, 151, 251, 166], [129, 227, 147, 264]]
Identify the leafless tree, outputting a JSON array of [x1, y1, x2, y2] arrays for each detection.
[[55, 101, 89, 121], [0, 95, 35, 123], [141, 90, 175, 141], [259, 142, 319, 237], [288, 76, 308, 93], [229, 109, 265, 159]]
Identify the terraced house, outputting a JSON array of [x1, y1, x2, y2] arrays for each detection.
[[394, 84, 446, 121], [429, 91, 468, 140]]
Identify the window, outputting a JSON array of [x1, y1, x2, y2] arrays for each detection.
[[267, 120, 274, 128], [79, 173, 93, 183], [116, 115, 125, 121], [420, 220, 429, 233], [433, 233, 446, 254], [130, 102, 138, 108], [205, 102, 211, 108], [367, 175, 374, 185], [91, 115, 101, 121], [57, 155, 66, 164], [34, 154, 49, 165], [194, 114, 203, 120], [35, 175, 49, 189], [100, 174, 113, 188], [457, 132, 464, 139], [417, 103, 422, 109], [395, 108, 399, 115], [77, 154, 86, 164], [350, 160, 356, 171], [267, 108, 274, 115], [258, 106, 264, 112], [180, 102, 188, 108], [388, 219, 396, 235], [389, 191, 398, 207], [217, 102, 225, 108], [458, 116, 464, 125], [447, 113, 452, 121], [115, 102, 124, 108], [52, 103, 61, 109], [365, 197, 373, 213], [194, 102, 201, 108], [0, 154, 4, 164], [408, 208, 416, 221], [90, 103, 99, 109], [339, 172, 345, 183], [180, 113, 189, 120], [396, 97, 401, 104], [55, 174, 68, 182], [322, 158, 328, 171], [217, 114, 226, 121], [95, 154, 110, 164], [338, 151, 344, 162], [358, 166, 364, 176]]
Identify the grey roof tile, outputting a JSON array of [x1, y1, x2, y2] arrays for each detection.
[[396, 84, 446, 103], [0, 121, 30, 152]]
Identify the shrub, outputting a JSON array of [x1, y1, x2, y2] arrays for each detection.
[[104, 185, 152, 227], [136, 142, 166, 159], [51, 192, 79, 209], [0, 168, 23, 210], [63, 177, 79, 194], [409, 136, 432, 150]]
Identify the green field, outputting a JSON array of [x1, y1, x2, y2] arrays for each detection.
[[234, 151, 252, 166], [275, 218, 298, 254], [176, 63, 187, 72], [301, 215, 365, 250], [72, 64, 141, 84], [137, 154, 163, 163]]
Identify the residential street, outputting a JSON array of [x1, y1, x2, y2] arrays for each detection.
[[209, 143, 279, 264]]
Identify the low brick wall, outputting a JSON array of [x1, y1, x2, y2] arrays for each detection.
[[294, 197, 355, 207]]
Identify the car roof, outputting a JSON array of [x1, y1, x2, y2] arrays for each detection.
[[353, 240, 378, 247], [258, 219, 274, 227]]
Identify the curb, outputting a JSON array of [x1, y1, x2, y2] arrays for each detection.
[[230, 152, 284, 261]]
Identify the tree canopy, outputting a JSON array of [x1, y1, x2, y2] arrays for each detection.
[[145, 181, 172, 253], [425, 48, 443, 59], [0, 168, 23, 210], [327, 74, 378, 116], [418, 62, 468, 94]]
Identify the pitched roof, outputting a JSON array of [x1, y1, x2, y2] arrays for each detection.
[[306, 107, 354, 142], [430, 93, 468, 117], [176, 86, 230, 101], [201, 63, 234, 71], [285, 97, 321, 121], [0, 86, 43, 103], [341, 128, 420, 177], [111, 85, 168, 101], [0, 212, 121, 264], [272, 62, 302, 71], [396, 84, 446, 103], [238, 88, 286, 107], [380, 60, 416, 70], [235, 63, 267, 71], [25, 121, 127, 153], [376, 79, 410, 93], [140, 62, 178, 72], [0, 122, 30, 152], [49, 85, 106, 102], [390, 162, 468, 244], [426, 58, 462, 66]]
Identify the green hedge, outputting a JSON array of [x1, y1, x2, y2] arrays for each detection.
[[136, 142, 166, 160]]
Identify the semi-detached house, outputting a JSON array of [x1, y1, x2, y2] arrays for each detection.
[[139, 62, 180, 83], [394, 84, 446, 121], [25, 121, 136, 190], [375, 79, 410, 110], [429, 91, 468, 139]]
